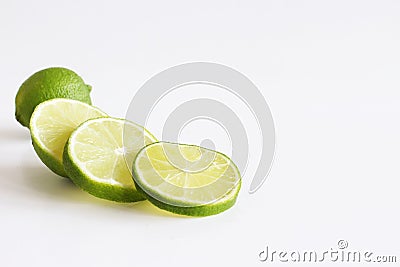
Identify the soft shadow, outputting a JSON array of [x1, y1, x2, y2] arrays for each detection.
[[134, 201, 185, 218], [20, 165, 179, 218], [0, 126, 30, 141], [21, 165, 104, 204]]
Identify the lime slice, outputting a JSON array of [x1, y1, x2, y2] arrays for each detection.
[[30, 98, 107, 177], [63, 117, 157, 202], [133, 142, 241, 216]]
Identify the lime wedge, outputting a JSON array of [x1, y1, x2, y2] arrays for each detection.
[[30, 98, 107, 177], [133, 142, 241, 216], [63, 117, 157, 202]]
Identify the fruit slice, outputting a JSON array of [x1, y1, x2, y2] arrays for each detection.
[[133, 142, 241, 216], [30, 98, 107, 177], [63, 117, 157, 202]]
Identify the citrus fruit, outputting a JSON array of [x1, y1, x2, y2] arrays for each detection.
[[16, 67, 92, 127], [63, 117, 157, 202], [30, 98, 107, 177], [132, 142, 241, 216]]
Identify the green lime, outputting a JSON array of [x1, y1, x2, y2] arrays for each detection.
[[132, 142, 241, 216], [63, 117, 158, 202], [30, 98, 107, 177], [15, 67, 92, 127]]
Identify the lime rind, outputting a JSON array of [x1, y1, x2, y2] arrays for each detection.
[[135, 180, 241, 217]]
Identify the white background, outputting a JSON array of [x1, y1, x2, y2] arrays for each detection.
[[1, 1, 399, 266]]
